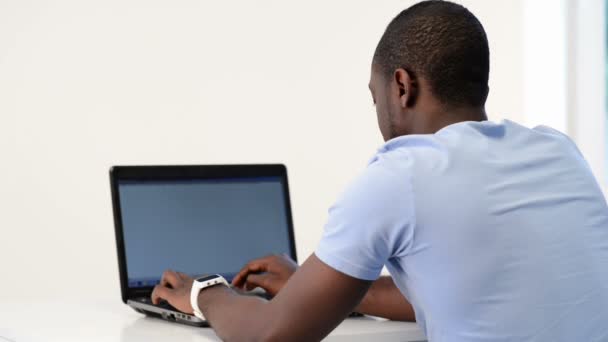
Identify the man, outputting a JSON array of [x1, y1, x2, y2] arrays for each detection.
[[152, 1, 608, 340]]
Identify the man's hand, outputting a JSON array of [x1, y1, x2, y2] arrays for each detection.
[[151, 270, 195, 314], [231, 254, 298, 296], [146, 254, 371, 341]]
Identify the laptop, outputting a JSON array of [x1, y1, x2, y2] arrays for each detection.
[[109, 164, 297, 327]]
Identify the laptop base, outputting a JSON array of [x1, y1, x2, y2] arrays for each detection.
[[127, 299, 209, 327]]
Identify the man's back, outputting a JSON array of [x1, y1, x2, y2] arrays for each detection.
[[391, 120, 608, 340], [317, 119, 608, 341]]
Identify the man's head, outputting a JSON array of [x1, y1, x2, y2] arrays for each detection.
[[370, 0, 489, 141]]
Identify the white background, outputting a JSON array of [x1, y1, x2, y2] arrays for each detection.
[[0, 0, 604, 303]]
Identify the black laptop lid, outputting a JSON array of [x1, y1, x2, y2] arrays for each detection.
[[110, 164, 297, 302]]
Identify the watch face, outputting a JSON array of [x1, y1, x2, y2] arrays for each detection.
[[196, 274, 219, 282]]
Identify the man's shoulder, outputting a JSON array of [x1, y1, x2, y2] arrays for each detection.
[[369, 133, 452, 181], [370, 134, 446, 167]]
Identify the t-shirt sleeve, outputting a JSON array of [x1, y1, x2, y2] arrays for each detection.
[[315, 159, 415, 281]]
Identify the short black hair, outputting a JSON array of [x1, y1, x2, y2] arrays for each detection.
[[373, 0, 490, 107]]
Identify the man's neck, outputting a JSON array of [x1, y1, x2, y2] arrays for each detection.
[[408, 106, 487, 135]]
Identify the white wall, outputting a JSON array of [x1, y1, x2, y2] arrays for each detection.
[[0, 0, 559, 301], [567, 0, 607, 190], [522, 0, 607, 190], [522, 0, 568, 133]]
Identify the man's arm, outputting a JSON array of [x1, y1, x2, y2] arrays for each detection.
[[152, 254, 371, 341], [232, 254, 415, 322], [355, 276, 415, 321]]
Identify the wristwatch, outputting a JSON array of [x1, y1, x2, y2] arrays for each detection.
[[190, 274, 229, 320]]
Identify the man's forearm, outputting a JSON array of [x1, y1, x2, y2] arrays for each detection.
[[198, 285, 273, 341], [355, 276, 415, 321], [198, 276, 416, 340]]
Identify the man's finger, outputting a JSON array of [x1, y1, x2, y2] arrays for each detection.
[[151, 285, 175, 304], [161, 270, 181, 288], [231, 254, 278, 287], [232, 261, 267, 287], [244, 273, 271, 292]]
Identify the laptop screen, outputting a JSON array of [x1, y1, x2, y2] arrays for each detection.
[[117, 176, 292, 288]]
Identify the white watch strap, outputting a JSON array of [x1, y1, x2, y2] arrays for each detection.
[[190, 275, 228, 320]]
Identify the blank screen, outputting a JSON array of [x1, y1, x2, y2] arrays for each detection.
[[118, 177, 291, 287]]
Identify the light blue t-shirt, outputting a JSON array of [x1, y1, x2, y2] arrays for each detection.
[[316, 120, 608, 341]]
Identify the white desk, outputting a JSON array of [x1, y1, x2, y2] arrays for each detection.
[[0, 298, 426, 342]]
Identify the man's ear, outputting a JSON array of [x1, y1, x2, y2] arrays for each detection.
[[394, 68, 417, 108]]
